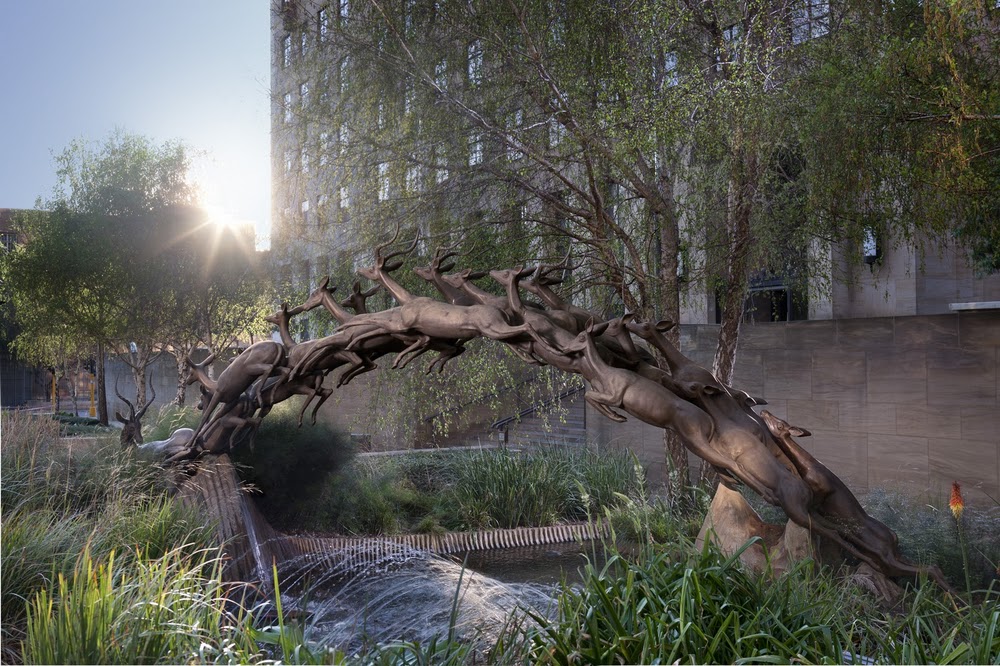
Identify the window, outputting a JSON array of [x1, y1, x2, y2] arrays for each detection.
[[318, 7, 330, 41], [301, 147, 309, 173], [404, 0, 415, 33], [338, 0, 349, 23], [663, 51, 678, 87], [1, 232, 16, 252], [300, 82, 309, 109], [549, 118, 566, 147], [301, 199, 310, 226], [378, 162, 390, 201], [862, 228, 882, 266], [339, 184, 350, 208], [406, 164, 421, 192], [508, 109, 524, 161], [320, 70, 330, 105], [434, 59, 448, 91], [791, 1, 829, 44], [469, 133, 483, 166], [282, 34, 292, 67], [404, 83, 415, 115], [300, 30, 309, 58], [319, 132, 330, 166], [377, 102, 386, 129], [283, 92, 292, 122], [436, 166, 449, 184], [284, 149, 293, 173], [338, 123, 349, 154], [718, 23, 741, 67], [340, 57, 350, 93], [467, 40, 483, 85]]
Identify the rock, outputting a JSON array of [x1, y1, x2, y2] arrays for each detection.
[[696, 483, 785, 573]]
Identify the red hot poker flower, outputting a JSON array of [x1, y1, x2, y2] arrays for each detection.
[[949, 481, 965, 521]]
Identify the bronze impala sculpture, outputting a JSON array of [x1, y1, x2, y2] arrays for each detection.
[[166, 235, 954, 593]]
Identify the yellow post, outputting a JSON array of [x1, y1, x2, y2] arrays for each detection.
[[89, 373, 96, 417]]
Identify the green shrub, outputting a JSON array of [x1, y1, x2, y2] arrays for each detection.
[[230, 400, 354, 529], [23, 548, 260, 665], [512, 533, 999, 666], [863, 487, 1000, 591], [0, 410, 217, 664], [568, 448, 644, 519], [522, 543, 846, 664], [0, 508, 90, 659], [92, 494, 216, 561], [444, 448, 574, 530]]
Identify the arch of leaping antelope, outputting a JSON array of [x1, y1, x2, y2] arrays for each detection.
[[152, 232, 951, 592]]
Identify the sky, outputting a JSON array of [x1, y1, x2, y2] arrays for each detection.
[[0, 1, 273, 247]]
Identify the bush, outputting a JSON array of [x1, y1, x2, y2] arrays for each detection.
[[230, 399, 354, 529], [521, 541, 999, 665], [444, 448, 575, 530], [0, 409, 215, 664], [23, 548, 260, 665]]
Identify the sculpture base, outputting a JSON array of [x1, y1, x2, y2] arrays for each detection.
[[696, 484, 902, 602]]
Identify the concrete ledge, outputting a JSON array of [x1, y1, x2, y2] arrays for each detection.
[[949, 301, 1000, 311]]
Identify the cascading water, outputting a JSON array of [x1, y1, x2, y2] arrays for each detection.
[[272, 548, 562, 656], [177, 454, 599, 655]]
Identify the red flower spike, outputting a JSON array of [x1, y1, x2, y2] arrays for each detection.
[[949, 481, 965, 521]]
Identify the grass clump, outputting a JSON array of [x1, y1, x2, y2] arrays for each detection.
[[260, 445, 647, 535], [520, 539, 999, 665], [0, 409, 218, 663], [144, 403, 202, 441], [23, 548, 260, 665]]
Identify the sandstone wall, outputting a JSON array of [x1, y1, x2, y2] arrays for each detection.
[[591, 311, 1000, 505]]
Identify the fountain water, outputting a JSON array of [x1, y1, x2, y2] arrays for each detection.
[[280, 551, 560, 656], [176, 453, 599, 656]]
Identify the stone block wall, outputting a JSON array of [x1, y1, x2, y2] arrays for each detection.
[[591, 311, 1000, 506]]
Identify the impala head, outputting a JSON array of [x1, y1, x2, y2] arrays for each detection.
[[760, 410, 811, 439], [340, 281, 380, 314]]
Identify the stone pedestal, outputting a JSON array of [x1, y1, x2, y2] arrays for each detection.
[[695, 483, 816, 576]]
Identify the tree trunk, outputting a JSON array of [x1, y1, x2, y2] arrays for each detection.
[[174, 353, 188, 406], [713, 144, 758, 386], [705, 144, 759, 488], [96, 343, 108, 425], [131, 364, 147, 409], [654, 179, 690, 497]]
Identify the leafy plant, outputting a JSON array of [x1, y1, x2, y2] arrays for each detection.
[[23, 548, 261, 665]]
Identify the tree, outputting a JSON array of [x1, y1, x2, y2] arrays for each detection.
[[2, 130, 270, 422], [276, 0, 825, 491], [275, 0, 993, 491], [788, 0, 999, 277]]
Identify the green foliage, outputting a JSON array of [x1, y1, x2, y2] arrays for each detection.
[[145, 403, 202, 441], [863, 488, 1000, 592], [522, 544, 854, 664], [23, 548, 261, 666], [444, 447, 645, 530], [244, 443, 644, 536], [230, 400, 355, 528], [517, 540, 999, 665], [0, 409, 215, 663]]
